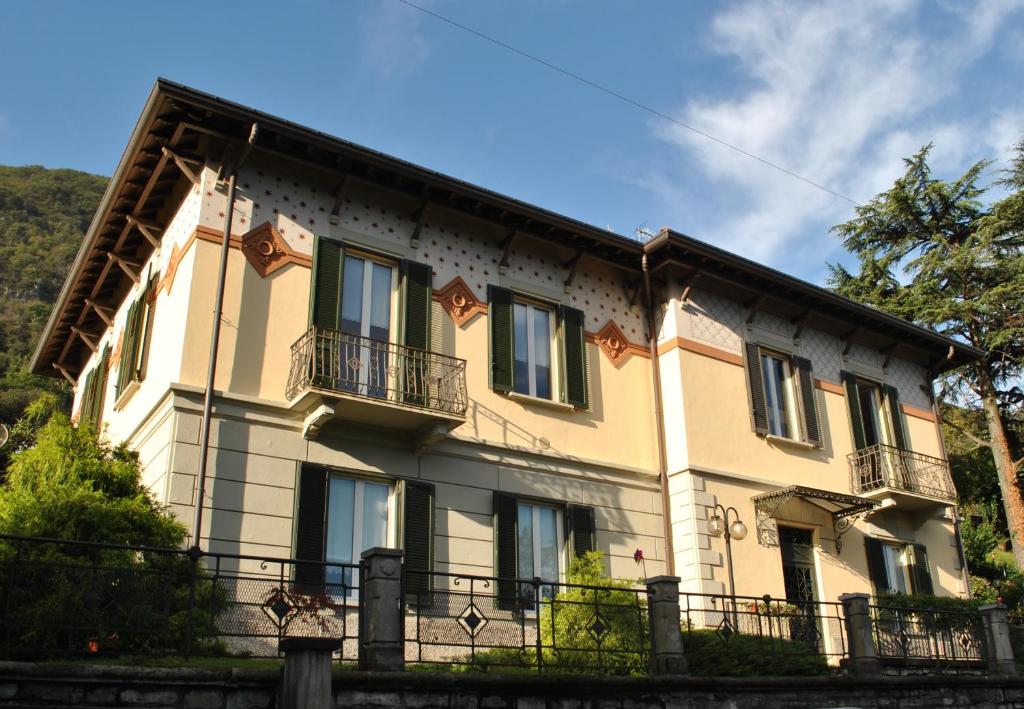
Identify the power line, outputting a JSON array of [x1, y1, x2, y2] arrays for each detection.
[[395, 0, 861, 206]]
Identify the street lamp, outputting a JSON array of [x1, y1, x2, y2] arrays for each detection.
[[707, 504, 747, 626]]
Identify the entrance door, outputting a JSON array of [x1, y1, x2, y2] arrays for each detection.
[[779, 526, 822, 648], [340, 255, 396, 398]]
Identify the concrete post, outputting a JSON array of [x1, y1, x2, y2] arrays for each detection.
[[360, 547, 405, 671], [646, 576, 688, 675], [980, 603, 1018, 675], [839, 593, 881, 676], [279, 637, 339, 709]]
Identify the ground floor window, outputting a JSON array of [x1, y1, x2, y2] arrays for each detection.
[[325, 476, 392, 593], [865, 537, 932, 595]]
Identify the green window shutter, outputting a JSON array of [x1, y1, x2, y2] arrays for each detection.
[[402, 480, 435, 598], [293, 464, 328, 592], [493, 491, 519, 610], [115, 298, 141, 400], [401, 260, 433, 407], [864, 538, 889, 595], [488, 286, 514, 392], [560, 305, 589, 408], [137, 274, 159, 384], [95, 345, 110, 430], [79, 368, 97, 429], [909, 543, 934, 595], [792, 356, 822, 446], [401, 260, 432, 350], [744, 342, 769, 435], [310, 236, 344, 330], [841, 370, 868, 451], [566, 504, 597, 560], [884, 385, 909, 451]]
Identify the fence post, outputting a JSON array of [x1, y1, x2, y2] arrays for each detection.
[[980, 603, 1018, 675], [280, 637, 340, 709], [359, 547, 405, 671], [646, 576, 688, 675], [839, 593, 881, 676]]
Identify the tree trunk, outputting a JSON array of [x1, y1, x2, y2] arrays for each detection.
[[979, 369, 1024, 571]]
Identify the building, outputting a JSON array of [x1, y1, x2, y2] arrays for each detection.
[[31, 80, 983, 613]]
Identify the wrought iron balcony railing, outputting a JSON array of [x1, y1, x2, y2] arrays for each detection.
[[286, 326, 468, 417], [848, 443, 955, 502]]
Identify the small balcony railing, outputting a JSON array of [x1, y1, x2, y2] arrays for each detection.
[[848, 443, 955, 502], [286, 326, 467, 417]]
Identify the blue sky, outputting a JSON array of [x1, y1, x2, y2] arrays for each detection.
[[1, 0, 1022, 285]]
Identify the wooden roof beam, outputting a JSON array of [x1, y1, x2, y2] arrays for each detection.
[[84, 298, 114, 327], [498, 229, 518, 275], [52, 362, 77, 386], [107, 252, 141, 284], [161, 147, 201, 186], [791, 308, 813, 343], [329, 175, 352, 225], [126, 215, 162, 248], [562, 250, 584, 294], [745, 293, 766, 330], [880, 340, 900, 369], [841, 326, 861, 357], [409, 200, 430, 248], [70, 326, 98, 353]]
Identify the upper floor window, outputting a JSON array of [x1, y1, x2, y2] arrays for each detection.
[[513, 300, 555, 400], [841, 372, 909, 453], [488, 286, 589, 409], [78, 344, 111, 430], [744, 343, 821, 447], [760, 351, 798, 438], [115, 270, 159, 406]]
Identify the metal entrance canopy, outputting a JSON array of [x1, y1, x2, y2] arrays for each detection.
[[752, 485, 879, 553]]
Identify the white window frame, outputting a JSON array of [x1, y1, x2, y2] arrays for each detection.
[[513, 298, 558, 401], [342, 251, 399, 399], [324, 474, 397, 598], [760, 349, 800, 440], [516, 500, 566, 608], [881, 542, 911, 594]]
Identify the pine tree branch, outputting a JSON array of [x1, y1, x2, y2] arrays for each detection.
[[942, 416, 993, 451]]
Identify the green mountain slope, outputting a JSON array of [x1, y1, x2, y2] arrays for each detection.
[[0, 165, 108, 424]]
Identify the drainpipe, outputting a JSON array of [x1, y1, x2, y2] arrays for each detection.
[[190, 125, 258, 551], [643, 254, 675, 576]]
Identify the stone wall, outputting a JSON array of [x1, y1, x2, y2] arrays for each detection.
[[0, 662, 277, 708], [3, 662, 1024, 709]]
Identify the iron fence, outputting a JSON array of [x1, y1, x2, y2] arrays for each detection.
[[0, 534, 362, 661], [403, 570, 649, 674], [848, 443, 956, 501], [286, 326, 468, 416], [870, 603, 986, 665], [679, 592, 848, 668]]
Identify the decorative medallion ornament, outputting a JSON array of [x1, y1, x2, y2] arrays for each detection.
[[595, 320, 631, 365], [240, 222, 294, 277], [158, 242, 183, 295], [434, 276, 486, 327]]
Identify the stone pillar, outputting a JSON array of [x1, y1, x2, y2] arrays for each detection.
[[981, 603, 1018, 675], [360, 547, 405, 671], [280, 637, 339, 709], [646, 576, 688, 675], [839, 593, 881, 676]]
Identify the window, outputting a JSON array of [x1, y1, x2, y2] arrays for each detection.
[[493, 492, 595, 609], [488, 286, 589, 408], [517, 502, 563, 589], [324, 476, 393, 595], [744, 343, 821, 446], [339, 254, 397, 398], [78, 344, 111, 430], [760, 351, 798, 438], [114, 271, 158, 405], [841, 372, 911, 456], [292, 465, 435, 596], [513, 301, 555, 399], [864, 538, 933, 595]]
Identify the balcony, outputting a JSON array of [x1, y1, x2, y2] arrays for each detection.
[[848, 443, 956, 511], [286, 326, 467, 440]]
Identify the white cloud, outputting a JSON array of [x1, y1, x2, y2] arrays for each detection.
[[646, 0, 1024, 277], [357, 1, 434, 76]]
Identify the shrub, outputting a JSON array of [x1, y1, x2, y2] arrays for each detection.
[[682, 629, 829, 676], [0, 411, 224, 658]]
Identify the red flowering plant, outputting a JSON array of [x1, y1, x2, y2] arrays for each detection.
[[634, 548, 647, 579]]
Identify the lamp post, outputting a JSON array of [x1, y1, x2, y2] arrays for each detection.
[[707, 504, 747, 627]]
